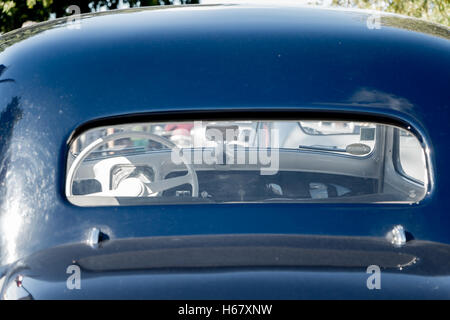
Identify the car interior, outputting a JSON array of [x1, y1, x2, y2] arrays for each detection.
[[66, 120, 428, 206]]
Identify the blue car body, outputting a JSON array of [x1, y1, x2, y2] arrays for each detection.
[[0, 4, 449, 299]]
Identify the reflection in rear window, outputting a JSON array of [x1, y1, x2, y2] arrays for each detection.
[[66, 120, 428, 206]]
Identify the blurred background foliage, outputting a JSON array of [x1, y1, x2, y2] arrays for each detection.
[[0, 1, 199, 33], [332, 0, 448, 27], [0, 0, 448, 34]]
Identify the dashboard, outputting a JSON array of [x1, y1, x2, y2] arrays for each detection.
[[163, 170, 378, 202]]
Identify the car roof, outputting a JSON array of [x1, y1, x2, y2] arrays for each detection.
[[0, 4, 448, 121]]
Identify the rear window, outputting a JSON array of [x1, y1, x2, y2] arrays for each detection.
[[66, 120, 428, 206]]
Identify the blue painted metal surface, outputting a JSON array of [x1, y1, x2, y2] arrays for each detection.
[[0, 4, 449, 298]]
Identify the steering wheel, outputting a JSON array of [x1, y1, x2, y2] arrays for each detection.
[[66, 131, 199, 198]]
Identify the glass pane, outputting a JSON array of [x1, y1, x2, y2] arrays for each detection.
[[398, 129, 427, 183], [66, 120, 428, 206]]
